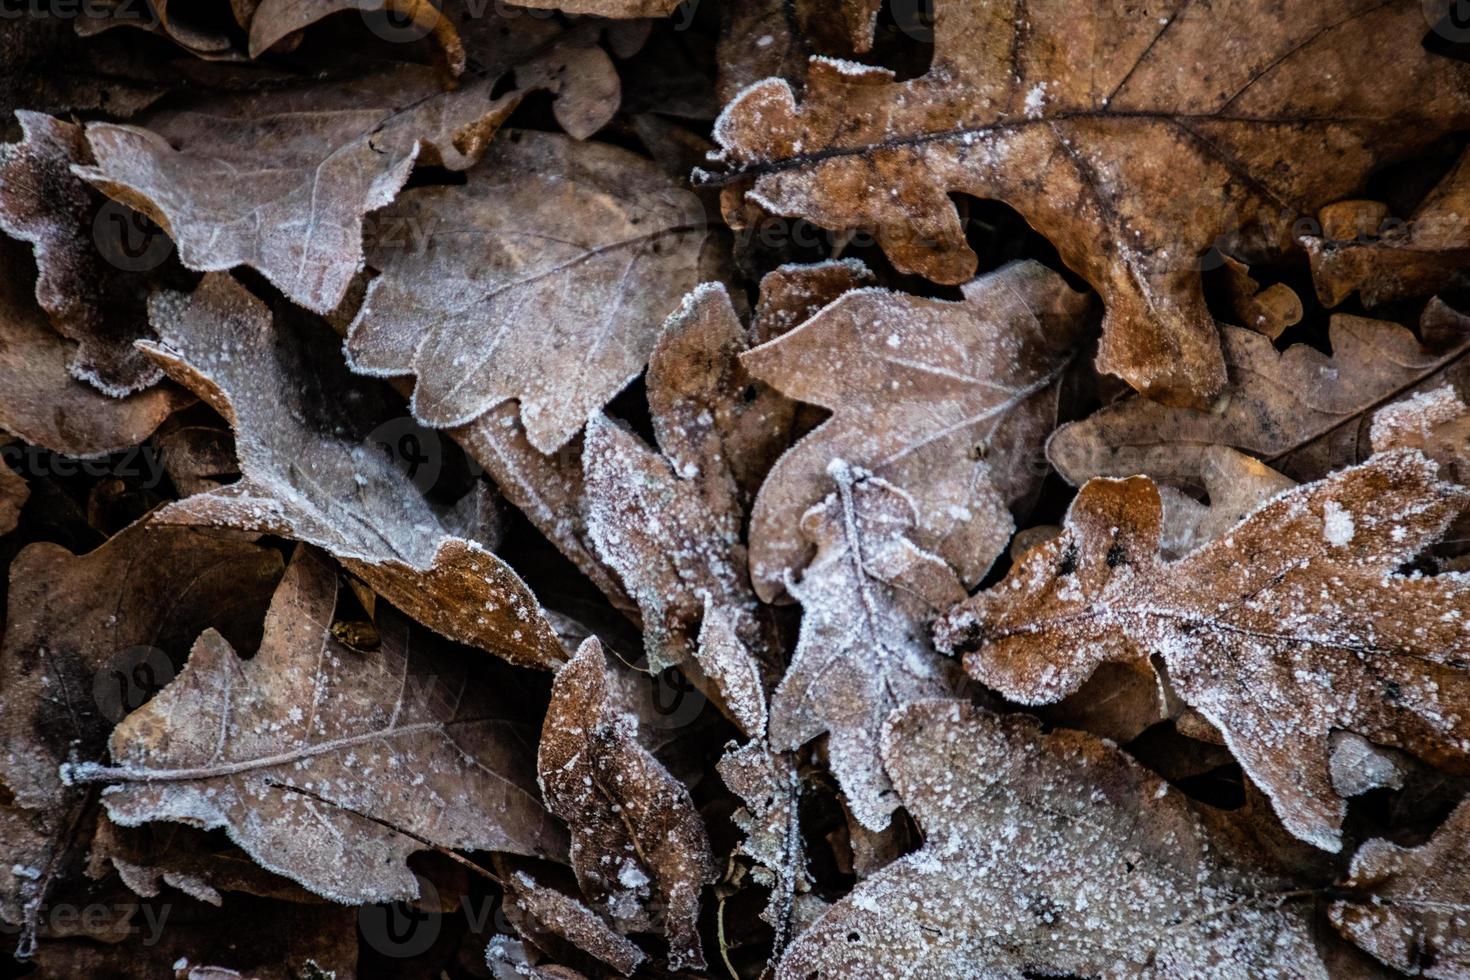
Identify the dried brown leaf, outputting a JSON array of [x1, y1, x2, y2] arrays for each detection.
[[74, 64, 521, 315], [940, 450, 1470, 851], [141, 273, 563, 669], [64, 545, 565, 903], [0, 111, 163, 394], [582, 283, 778, 685], [743, 259, 1091, 598], [711, 2, 1470, 406], [777, 700, 1328, 978], [504, 871, 647, 977], [345, 129, 710, 453], [1331, 798, 1470, 978], [1304, 149, 1470, 308], [770, 463, 965, 830], [0, 240, 189, 456], [1049, 303, 1470, 492], [537, 638, 716, 971]]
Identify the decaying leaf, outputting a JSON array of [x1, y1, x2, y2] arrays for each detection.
[[717, 736, 806, 960], [537, 638, 716, 971], [346, 128, 710, 453], [771, 463, 965, 831], [74, 64, 522, 315], [29, 895, 358, 980], [583, 282, 778, 683], [63, 545, 565, 903], [777, 700, 1328, 978], [1218, 255, 1302, 341], [1304, 149, 1470, 308], [0, 521, 280, 954], [141, 272, 563, 669], [0, 522, 282, 811], [0, 111, 162, 394], [0, 448, 26, 535], [743, 259, 1092, 598], [514, 0, 682, 16], [0, 240, 189, 456], [1049, 302, 1470, 491], [1157, 446, 1297, 559], [1331, 798, 1470, 978], [88, 814, 319, 907], [504, 870, 647, 977], [710, 1, 1470, 407], [940, 450, 1470, 851]]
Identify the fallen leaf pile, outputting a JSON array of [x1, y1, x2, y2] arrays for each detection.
[[1, 2, 1469, 978]]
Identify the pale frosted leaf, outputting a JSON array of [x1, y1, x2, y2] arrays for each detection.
[[710, 1, 1470, 405], [64, 546, 565, 904], [776, 701, 1328, 978], [345, 129, 709, 452], [537, 639, 716, 971], [771, 463, 965, 831], [141, 273, 562, 669], [1332, 798, 1470, 978], [743, 259, 1092, 598], [1158, 446, 1297, 559], [75, 64, 522, 315], [941, 450, 1470, 851], [506, 871, 646, 977]]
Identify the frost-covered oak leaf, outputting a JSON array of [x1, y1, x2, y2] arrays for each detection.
[[584, 283, 780, 683], [1048, 302, 1470, 492], [710, 0, 1470, 407], [1331, 798, 1470, 978], [345, 129, 710, 453], [0, 239, 189, 456], [537, 639, 716, 971], [0, 111, 162, 394], [777, 700, 1329, 979], [0, 522, 283, 812], [141, 273, 563, 669], [503, 871, 647, 977], [743, 258, 1091, 599], [938, 449, 1470, 851], [771, 463, 966, 831], [64, 546, 565, 904], [74, 64, 522, 316]]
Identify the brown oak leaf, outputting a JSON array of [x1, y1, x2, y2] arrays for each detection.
[[939, 449, 1470, 851], [0, 111, 162, 395], [742, 259, 1092, 599], [582, 283, 780, 683], [770, 463, 965, 831], [709, 0, 1470, 407], [63, 545, 565, 903], [777, 700, 1329, 978], [0, 240, 189, 456], [1331, 798, 1470, 978], [503, 870, 647, 977], [74, 63, 522, 315], [0, 521, 281, 952], [537, 638, 716, 971], [141, 273, 563, 669], [1304, 148, 1470, 308], [344, 129, 710, 453], [1048, 302, 1470, 493]]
